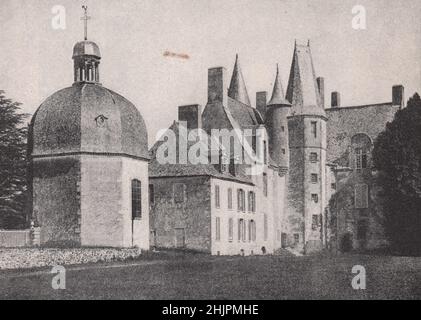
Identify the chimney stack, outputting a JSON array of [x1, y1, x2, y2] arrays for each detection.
[[392, 85, 405, 108], [331, 91, 341, 108], [316, 77, 325, 108], [256, 91, 267, 120], [208, 67, 227, 105], [178, 104, 202, 130]]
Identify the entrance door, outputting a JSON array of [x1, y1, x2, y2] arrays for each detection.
[[150, 230, 156, 248], [174, 228, 185, 248], [281, 233, 287, 248]]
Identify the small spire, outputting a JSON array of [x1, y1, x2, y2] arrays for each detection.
[[268, 64, 289, 106], [81, 5, 91, 41], [228, 54, 251, 106]]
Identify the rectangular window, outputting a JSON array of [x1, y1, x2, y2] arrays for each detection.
[[248, 191, 256, 212], [311, 121, 317, 138], [238, 219, 244, 241], [228, 188, 233, 210], [215, 217, 221, 241], [228, 218, 233, 242], [173, 183, 186, 203], [357, 220, 368, 240], [311, 174, 318, 184], [282, 148, 286, 155], [331, 183, 337, 190], [237, 189, 245, 212], [131, 179, 142, 219], [215, 185, 220, 208], [311, 194, 319, 203], [263, 173, 268, 197], [249, 220, 256, 242], [264, 214, 268, 241], [310, 152, 318, 162], [263, 141, 267, 165], [312, 214, 319, 230], [355, 184, 369, 209], [281, 126, 285, 132], [294, 233, 300, 244], [149, 184, 154, 205], [355, 148, 368, 170]]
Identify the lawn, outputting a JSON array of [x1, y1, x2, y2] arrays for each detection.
[[0, 251, 419, 299]]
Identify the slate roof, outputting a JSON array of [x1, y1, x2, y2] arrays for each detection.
[[268, 64, 290, 106], [286, 43, 326, 117], [228, 55, 251, 106], [149, 121, 253, 185], [30, 83, 149, 159], [227, 97, 263, 128], [73, 41, 101, 58]]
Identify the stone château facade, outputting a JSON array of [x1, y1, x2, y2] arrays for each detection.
[[29, 17, 403, 254]]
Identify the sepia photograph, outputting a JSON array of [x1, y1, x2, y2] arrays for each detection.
[[0, 0, 420, 306]]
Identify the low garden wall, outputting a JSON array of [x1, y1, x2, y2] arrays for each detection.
[[0, 247, 142, 270], [0, 230, 31, 247]]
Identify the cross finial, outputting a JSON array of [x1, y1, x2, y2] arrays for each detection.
[[81, 5, 91, 40]]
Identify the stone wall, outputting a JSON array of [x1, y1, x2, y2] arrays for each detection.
[[32, 155, 81, 246], [80, 155, 124, 247], [326, 104, 399, 252], [121, 157, 149, 250], [80, 155, 149, 249], [149, 176, 212, 252]]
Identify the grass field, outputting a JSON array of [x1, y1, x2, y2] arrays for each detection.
[[0, 251, 419, 300]]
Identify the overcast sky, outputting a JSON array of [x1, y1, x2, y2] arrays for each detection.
[[1, 0, 420, 145]]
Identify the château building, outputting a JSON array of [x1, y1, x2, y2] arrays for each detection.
[[29, 10, 404, 254]]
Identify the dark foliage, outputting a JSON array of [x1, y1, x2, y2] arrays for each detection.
[[0, 90, 29, 229], [373, 93, 421, 255]]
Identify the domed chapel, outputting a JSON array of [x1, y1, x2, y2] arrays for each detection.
[[28, 7, 150, 248]]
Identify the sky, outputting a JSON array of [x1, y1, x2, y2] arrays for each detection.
[[1, 0, 420, 145]]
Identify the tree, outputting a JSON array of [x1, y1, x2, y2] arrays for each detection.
[[0, 90, 29, 229], [373, 93, 421, 255]]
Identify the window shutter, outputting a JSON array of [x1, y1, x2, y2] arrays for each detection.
[[355, 184, 369, 208]]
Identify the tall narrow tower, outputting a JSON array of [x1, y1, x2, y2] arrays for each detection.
[[265, 64, 291, 169], [285, 41, 327, 253]]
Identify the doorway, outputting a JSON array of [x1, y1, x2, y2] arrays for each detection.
[[174, 228, 185, 248]]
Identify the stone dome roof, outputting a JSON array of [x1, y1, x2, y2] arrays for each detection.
[[30, 83, 149, 160], [73, 41, 101, 58]]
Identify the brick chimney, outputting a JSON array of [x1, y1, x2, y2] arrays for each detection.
[[256, 91, 267, 120], [178, 104, 202, 130], [392, 85, 405, 108], [208, 67, 227, 105], [317, 77, 325, 108], [331, 91, 341, 108]]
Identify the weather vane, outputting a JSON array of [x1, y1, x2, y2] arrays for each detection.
[[81, 5, 91, 41]]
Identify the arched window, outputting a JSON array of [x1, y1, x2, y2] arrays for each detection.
[[131, 179, 142, 219], [237, 189, 245, 212], [238, 219, 246, 242], [228, 218, 233, 242], [248, 191, 256, 212], [228, 188, 233, 210], [248, 220, 256, 242]]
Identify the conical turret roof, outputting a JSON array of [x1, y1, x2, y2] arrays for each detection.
[[268, 64, 290, 106], [228, 54, 251, 106], [285, 41, 326, 117]]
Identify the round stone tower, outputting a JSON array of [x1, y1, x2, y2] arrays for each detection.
[[285, 42, 327, 254], [29, 15, 150, 248], [265, 64, 291, 169]]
